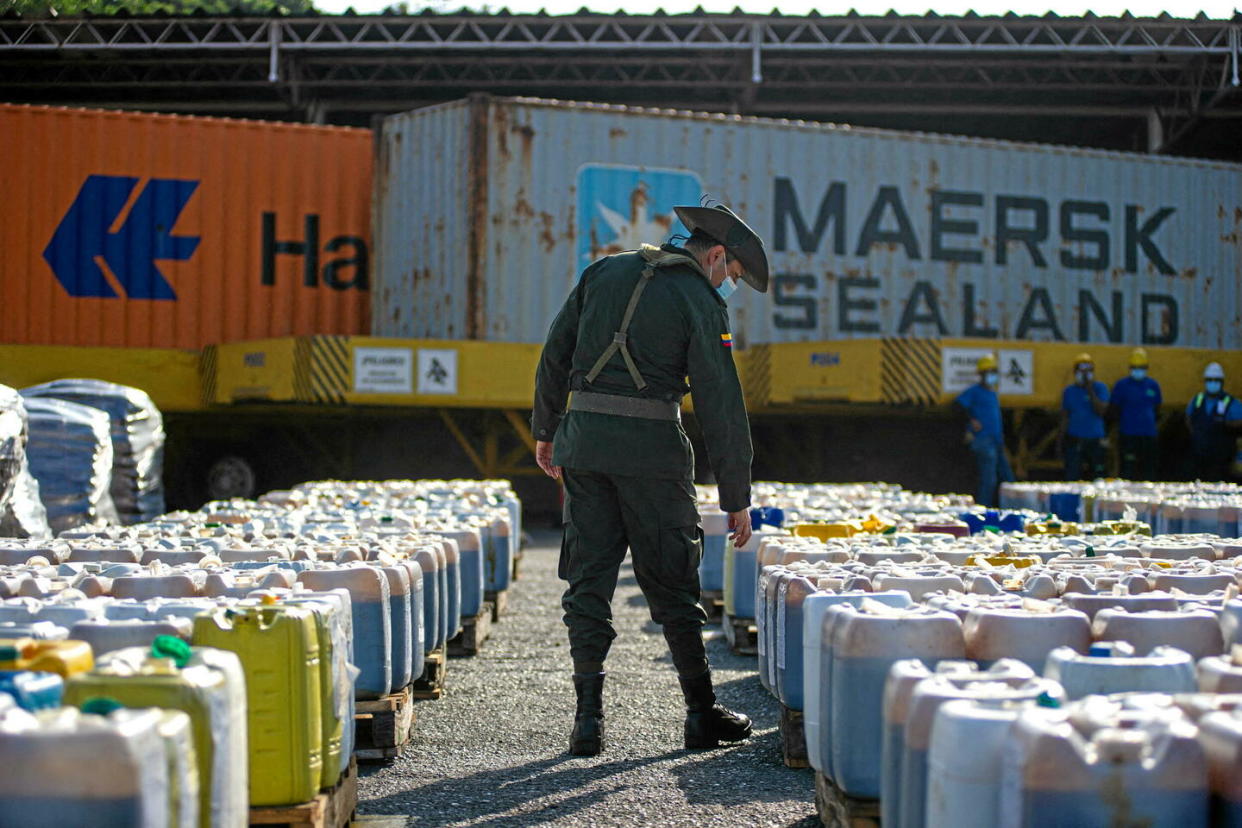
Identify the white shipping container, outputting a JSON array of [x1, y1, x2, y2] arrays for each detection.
[[374, 95, 1242, 349]]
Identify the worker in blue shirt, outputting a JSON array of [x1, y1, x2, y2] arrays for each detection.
[[1185, 362, 1242, 481], [1110, 348, 1162, 480], [954, 353, 1013, 506], [1061, 352, 1109, 480]]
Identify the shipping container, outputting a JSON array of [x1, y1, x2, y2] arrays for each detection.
[[0, 104, 372, 350], [374, 95, 1242, 349]]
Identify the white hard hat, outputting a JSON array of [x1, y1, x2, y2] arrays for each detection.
[[1204, 362, 1225, 380]]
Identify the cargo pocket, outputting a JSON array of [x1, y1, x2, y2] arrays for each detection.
[[657, 497, 703, 586]]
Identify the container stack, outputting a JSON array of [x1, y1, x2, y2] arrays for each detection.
[[713, 481, 1242, 828], [0, 477, 521, 827]]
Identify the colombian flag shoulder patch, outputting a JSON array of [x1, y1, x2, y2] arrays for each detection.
[[720, 333, 733, 348]]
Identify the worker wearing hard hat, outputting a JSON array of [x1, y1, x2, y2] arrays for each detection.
[[1185, 362, 1242, 481], [954, 353, 1013, 506], [1110, 348, 1162, 480], [532, 203, 759, 756], [1061, 353, 1109, 481]]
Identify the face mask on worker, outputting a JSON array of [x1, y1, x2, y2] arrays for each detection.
[[1077, 368, 1093, 383], [1206, 379, 1224, 395], [714, 254, 738, 303], [1131, 368, 1147, 381], [984, 371, 999, 388]]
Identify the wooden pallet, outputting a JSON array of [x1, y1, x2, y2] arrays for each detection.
[[354, 685, 416, 761], [814, 772, 880, 828], [447, 601, 494, 657], [249, 757, 358, 828], [700, 590, 725, 625], [484, 588, 509, 623], [411, 647, 447, 700], [511, 546, 524, 581], [722, 611, 758, 656], [779, 704, 809, 769]]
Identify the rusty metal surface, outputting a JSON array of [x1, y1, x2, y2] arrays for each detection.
[[374, 98, 473, 340], [373, 96, 1242, 350]]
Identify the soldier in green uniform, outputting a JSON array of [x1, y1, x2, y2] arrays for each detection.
[[532, 203, 768, 756]]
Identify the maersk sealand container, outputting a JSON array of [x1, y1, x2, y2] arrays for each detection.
[[374, 95, 1242, 350]]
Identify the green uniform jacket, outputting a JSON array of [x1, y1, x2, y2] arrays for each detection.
[[532, 243, 753, 513]]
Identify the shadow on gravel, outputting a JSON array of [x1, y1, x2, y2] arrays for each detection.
[[362, 752, 683, 827], [671, 742, 808, 807]]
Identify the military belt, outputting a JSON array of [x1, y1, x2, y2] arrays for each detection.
[[569, 391, 681, 422]]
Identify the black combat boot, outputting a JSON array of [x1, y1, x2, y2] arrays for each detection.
[[569, 672, 605, 756], [679, 669, 752, 749]]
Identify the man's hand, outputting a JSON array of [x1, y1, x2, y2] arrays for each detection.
[[535, 440, 561, 480], [728, 508, 752, 549], [970, 418, 983, 433]]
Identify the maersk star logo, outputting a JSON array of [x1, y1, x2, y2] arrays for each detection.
[[576, 164, 703, 267]]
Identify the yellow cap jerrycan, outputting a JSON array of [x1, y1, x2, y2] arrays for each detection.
[[241, 592, 344, 789], [0, 638, 93, 678], [192, 605, 322, 806]]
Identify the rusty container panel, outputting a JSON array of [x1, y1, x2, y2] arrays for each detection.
[[374, 98, 473, 339], [374, 96, 1242, 349], [0, 104, 372, 349]]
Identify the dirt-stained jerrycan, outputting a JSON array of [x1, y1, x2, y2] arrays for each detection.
[[1044, 642, 1198, 699], [192, 604, 322, 807], [1197, 709, 1242, 827], [0, 705, 169, 828], [248, 591, 347, 790], [153, 709, 200, 828], [830, 604, 965, 799], [298, 567, 391, 700], [1199, 645, 1242, 694], [1000, 703, 1208, 828], [64, 641, 248, 828]]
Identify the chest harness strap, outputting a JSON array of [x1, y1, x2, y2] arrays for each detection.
[[583, 245, 705, 394], [585, 263, 656, 391]]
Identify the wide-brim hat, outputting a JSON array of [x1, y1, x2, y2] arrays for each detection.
[[673, 204, 769, 293]]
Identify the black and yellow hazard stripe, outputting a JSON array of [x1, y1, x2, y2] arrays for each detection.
[[199, 344, 218, 406], [741, 344, 772, 409], [880, 337, 942, 406], [296, 335, 351, 404]]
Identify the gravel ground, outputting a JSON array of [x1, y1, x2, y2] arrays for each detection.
[[357, 530, 818, 827]]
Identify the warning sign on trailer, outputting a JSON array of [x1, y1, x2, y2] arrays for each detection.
[[354, 347, 413, 394], [941, 347, 1034, 396], [417, 349, 459, 395]]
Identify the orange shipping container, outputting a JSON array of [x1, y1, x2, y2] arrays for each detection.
[[0, 104, 372, 350]]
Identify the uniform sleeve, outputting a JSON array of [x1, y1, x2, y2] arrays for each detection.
[[686, 302, 752, 513], [1061, 387, 1071, 412], [1227, 398, 1242, 422], [1095, 382, 1110, 403], [531, 272, 587, 441], [1186, 398, 1196, 418], [1153, 381, 1163, 408]]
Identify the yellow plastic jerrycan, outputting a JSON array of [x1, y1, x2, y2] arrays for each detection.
[[1025, 520, 1080, 537], [64, 639, 248, 828], [794, 522, 862, 541], [192, 604, 323, 806], [243, 592, 343, 789], [860, 515, 897, 535], [0, 638, 93, 678], [968, 554, 1040, 570]]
